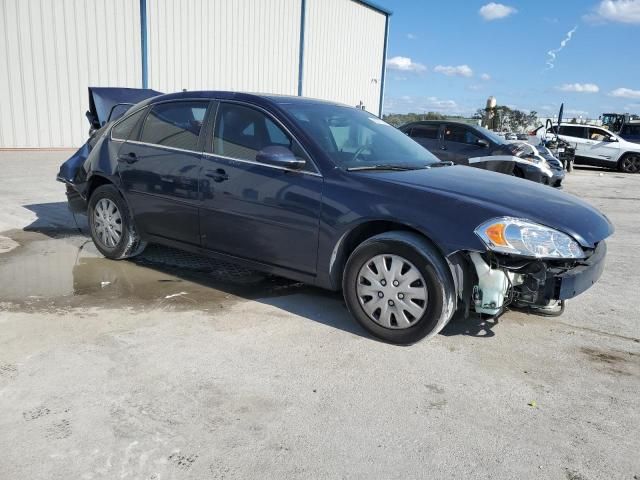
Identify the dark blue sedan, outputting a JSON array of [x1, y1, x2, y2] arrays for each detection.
[[58, 91, 613, 344]]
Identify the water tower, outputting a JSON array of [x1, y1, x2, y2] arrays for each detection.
[[485, 96, 498, 130]]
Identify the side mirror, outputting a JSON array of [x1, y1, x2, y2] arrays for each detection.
[[256, 146, 305, 170], [605, 137, 618, 142], [476, 138, 489, 147]]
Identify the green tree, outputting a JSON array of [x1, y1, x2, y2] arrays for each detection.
[[382, 112, 447, 127]]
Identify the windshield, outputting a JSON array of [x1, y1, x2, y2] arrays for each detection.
[[281, 104, 440, 169]]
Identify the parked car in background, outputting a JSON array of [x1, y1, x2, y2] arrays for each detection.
[[548, 123, 640, 173], [505, 132, 518, 140], [399, 120, 564, 187], [58, 91, 612, 344], [516, 133, 529, 140], [618, 123, 640, 144]]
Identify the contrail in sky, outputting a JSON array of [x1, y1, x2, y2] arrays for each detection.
[[546, 26, 578, 70]]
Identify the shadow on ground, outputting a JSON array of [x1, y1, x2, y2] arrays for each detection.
[[7, 202, 501, 341]]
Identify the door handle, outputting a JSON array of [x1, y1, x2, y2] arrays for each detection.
[[117, 152, 138, 164], [440, 146, 447, 150], [205, 168, 229, 182]]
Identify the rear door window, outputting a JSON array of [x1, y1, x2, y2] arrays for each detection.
[[410, 124, 440, 139], [139, 101, 209, 151], [444, 125, 480, 145], [112, 108, 147, 141], [558, 126, 587, 139]]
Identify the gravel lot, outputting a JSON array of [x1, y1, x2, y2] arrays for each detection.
[[0, 151, 638, 480]]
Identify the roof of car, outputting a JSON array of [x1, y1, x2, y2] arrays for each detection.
[[141, 90, 346, 108]]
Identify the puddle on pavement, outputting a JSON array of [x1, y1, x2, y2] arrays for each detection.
[[0, 229, 310, 313]]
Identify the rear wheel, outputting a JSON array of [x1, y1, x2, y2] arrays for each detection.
[[342, 231, 456, 344], [619, 154, 640, 173], [88, 184, 146, 259]]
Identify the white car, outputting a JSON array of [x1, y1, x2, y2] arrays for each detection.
[[546, 123, 640, 173]]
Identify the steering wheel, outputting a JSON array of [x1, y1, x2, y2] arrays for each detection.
[[352, 145, 371, 163]]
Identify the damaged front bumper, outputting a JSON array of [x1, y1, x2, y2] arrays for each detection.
[[466, 241, 607, 316]]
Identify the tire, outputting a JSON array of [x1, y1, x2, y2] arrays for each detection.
[[88, 184, 147, 259], [618, 153, 640, 173], [342, 231, 456, 345]]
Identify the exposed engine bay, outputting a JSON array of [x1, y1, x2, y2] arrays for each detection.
[[448, 241, 607, 319], [465, 243, 605, 317]]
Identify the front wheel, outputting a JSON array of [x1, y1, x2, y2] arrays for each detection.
[[618, 154, 640, 173], [342, 231, 456, 344], [88, 184, 147, 259]]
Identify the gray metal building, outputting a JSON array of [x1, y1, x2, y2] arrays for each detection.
[[0, 0, 390, 148]]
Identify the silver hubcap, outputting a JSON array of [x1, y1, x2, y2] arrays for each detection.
[[356, 254, 428, 329], [93, 198, 122, 248]]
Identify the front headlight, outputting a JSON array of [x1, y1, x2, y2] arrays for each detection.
[[474, 217, 585, 259]]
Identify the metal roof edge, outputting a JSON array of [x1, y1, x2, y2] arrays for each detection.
[[352, 0, 392, 16]]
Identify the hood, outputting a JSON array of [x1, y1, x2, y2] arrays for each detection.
[[617, 136, 640, 150], [357, 165, 614, 248]]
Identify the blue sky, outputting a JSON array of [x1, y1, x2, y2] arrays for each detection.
[[376, 0, 640, 119]]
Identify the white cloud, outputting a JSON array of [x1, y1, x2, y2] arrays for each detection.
[[545, 26, 578, 70], [406, 33, 417, 40], [386, 56, 426, 72], [609, 87, 640, 99], [434, 64, 473, 77], [480, 73, 491, 81], [479, 3, 517, 20], [557, 83, 600, 93], [586, 0, 640, 24]]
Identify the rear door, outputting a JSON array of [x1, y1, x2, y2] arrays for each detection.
[[117, 100, 210, 245], [557, 125, 588, 157], [441, 124, 486, 165], [406, 123, 444, 159]]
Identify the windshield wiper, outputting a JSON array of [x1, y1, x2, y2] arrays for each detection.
[[346, 164, 426, 172], [428, 161, 455, 168]]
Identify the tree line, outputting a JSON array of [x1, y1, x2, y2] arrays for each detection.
[[382, 106, 540, 132]]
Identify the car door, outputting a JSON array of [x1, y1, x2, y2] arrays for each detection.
[[584, 127, 621, 165], [199, 101, 323, 274], [441, 124, 486, 165], [557, 125, 588, 157], [406, 123, 444, 159], [117, 100, 210, 245]]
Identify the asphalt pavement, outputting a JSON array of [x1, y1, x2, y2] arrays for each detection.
[[0, 151, 638, 480]]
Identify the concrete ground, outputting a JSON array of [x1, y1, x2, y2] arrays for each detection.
[[0, 151, 638, 480]]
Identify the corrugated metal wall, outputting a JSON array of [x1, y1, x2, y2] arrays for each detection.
[[0, 0, 386, 148], [302, 0, 386, 115], [0, 0, 141, 148], [146, 0, 301, 95]]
